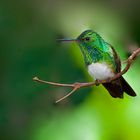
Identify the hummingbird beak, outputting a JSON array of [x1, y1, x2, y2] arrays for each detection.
[[57, 38, 78, 42]]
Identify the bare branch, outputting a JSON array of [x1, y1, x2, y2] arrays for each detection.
[[55, 86, 79, 103], [33, 48, 140, 103], [33, 77, 74, 87]]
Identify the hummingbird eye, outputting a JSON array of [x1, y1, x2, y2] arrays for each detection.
[[85, 37, 90, 41]]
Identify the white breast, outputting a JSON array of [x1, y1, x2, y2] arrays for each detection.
[[87, 62, 115, 80]]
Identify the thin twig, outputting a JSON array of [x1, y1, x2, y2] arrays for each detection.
[[33, 48, 140, 103], [33, 77, 74, 87], [55, 86, 79, 103]]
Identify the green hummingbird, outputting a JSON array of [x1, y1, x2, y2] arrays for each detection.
[[59, 30, 136, 98]]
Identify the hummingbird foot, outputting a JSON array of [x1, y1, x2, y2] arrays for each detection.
[[95, 78, 112, 86], [106, 78, 112, 83], [95, 80, 101, 86]]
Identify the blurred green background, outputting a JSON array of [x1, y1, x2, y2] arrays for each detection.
[[1, 0, 140, 140]]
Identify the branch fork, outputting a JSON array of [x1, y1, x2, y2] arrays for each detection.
[[33, 48, 140, 103]]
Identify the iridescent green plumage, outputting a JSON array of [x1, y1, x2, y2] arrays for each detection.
[[76, 30, 117, 72], [60, 30, 136, 98]]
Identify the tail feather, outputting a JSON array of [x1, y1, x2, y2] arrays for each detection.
[[103, 79, 123, 98], [121, 77, 136, 97], [103, 76, 136, 98]]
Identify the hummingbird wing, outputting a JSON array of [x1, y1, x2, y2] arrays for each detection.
[[111, 46, 136, 97], [103, 45, 136, 98], [102, 45, 124, 98]]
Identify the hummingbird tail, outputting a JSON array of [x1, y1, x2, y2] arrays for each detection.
[[103, 79, 123, 98], [121, 76, 136, 97], [103, 76, 136, 98]]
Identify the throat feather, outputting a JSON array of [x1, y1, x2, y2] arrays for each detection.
[[82, 46, 103, 65]]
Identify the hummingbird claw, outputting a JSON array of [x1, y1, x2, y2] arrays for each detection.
[[95, 80, 100, 86], [106, 78, 112, 83]]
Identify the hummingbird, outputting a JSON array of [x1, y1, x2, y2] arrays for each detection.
[[59, 30, 136, 98]]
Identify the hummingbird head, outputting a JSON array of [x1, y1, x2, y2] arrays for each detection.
[[76, 30, 97, 47], [76, 30, 104, 58]]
